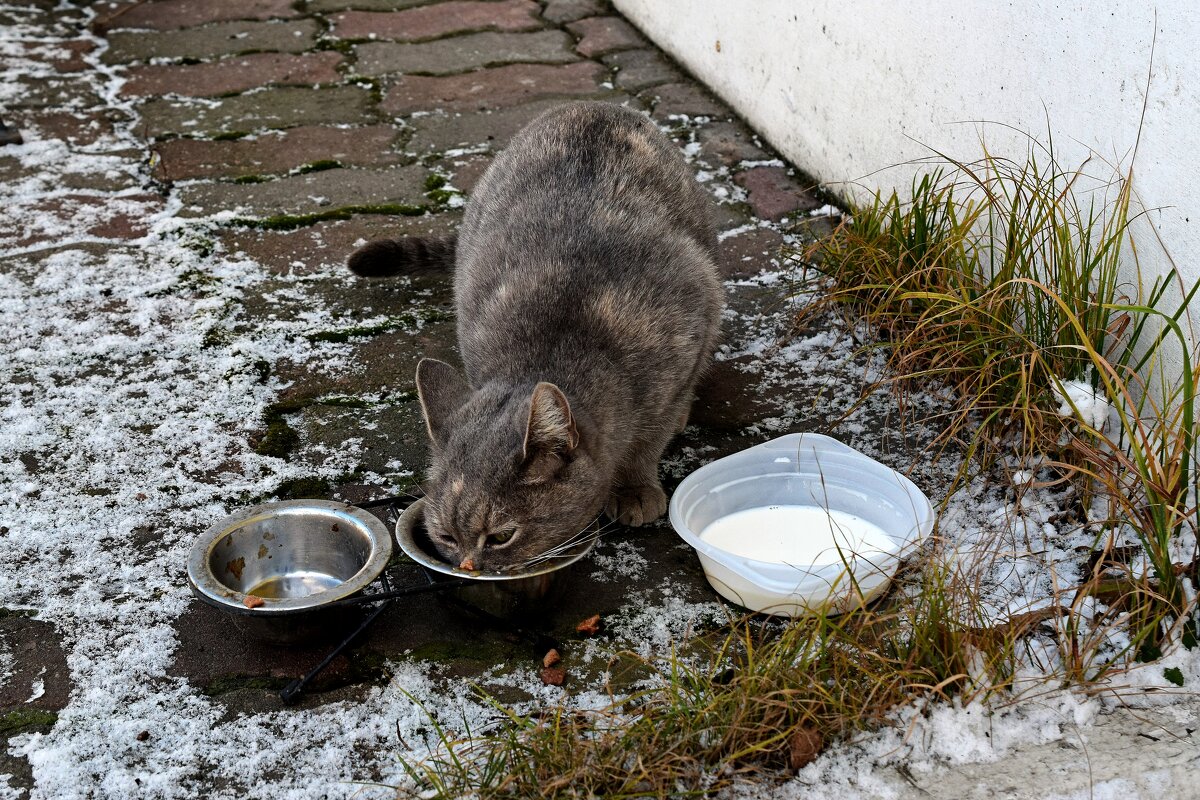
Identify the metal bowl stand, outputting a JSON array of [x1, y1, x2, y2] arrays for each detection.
[[279, 494, 560, 704]]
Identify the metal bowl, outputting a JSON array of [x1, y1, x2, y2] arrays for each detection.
[[187, 499, 393, 644], [394, 498, 596, 620]]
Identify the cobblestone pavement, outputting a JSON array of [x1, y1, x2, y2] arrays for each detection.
[[7, 1, 1185, 798]]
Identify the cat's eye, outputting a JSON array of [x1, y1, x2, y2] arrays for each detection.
[[489, 528, 515, 544]]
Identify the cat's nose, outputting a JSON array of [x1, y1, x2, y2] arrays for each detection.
[[458, 557, 475, 570]]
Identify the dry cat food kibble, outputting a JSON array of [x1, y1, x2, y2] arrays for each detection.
[[575, 614, 601, 635], [699, 505, 894, 565], [542, 648, 561, 668], [242, 595, 265, 609]]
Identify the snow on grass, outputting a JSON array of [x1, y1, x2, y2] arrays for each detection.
[[1054, 377, 1114, 431]]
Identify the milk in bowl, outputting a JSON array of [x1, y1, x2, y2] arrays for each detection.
[[668, 434, 935, 616]]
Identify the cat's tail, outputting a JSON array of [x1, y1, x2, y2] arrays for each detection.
[[347, 235, 457, 277]]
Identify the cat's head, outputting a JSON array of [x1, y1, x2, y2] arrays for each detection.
[[413, 358, 607, 572]]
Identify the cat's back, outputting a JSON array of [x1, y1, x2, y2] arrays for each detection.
[[459, 102, 713, 257], [455, 102, 721, 383]]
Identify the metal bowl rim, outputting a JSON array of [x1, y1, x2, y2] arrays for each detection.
[[187, 499, 393, 615], [394, 497, 596, 581]]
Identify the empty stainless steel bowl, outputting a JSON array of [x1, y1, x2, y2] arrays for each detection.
[[187, 499, 393, 643], [394, 497, 596, 619]]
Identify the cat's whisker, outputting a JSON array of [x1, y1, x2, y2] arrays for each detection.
[[516, 515, 621, 568], [531, 518, 603, 553]]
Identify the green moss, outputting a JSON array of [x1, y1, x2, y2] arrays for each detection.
[[295, 159, 343, 175], [303, 391, 418, 409], [426, 189, 459, 205], [314, 395, 372, 408], [308, 307, 452, 343], [316, 38, 356, 56], [408, 639, 516, 665], [201, 674, 291, 697], [0, 709, 58, 736], [211, 130, 251, 142], [232, 174, 269, 184], [1164, 666, 1185, 686], [253, 396, 313, 460], [177, 268, 221, 293], [272, 475, 331, 500], [255, 416, 300, 459], [180, 235, 215, 259], [345, 648, 391, 685], [424, 173, 461, 206], [267, 395, 313, 416], [0, 607, 36, 619], [353, 76, 383, 105], [201, 327, 230, 349], [231, 203, 428, 232]]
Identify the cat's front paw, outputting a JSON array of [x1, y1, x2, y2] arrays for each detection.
[[605, 483, 668, 527]]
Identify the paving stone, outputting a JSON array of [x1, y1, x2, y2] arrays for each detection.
[[102, 20, 320, 64], [354, 30, 576, 77], [6, 109, 122, 146], [137, 85, 375, 138], [708, 199, 754, 232], [734, 166, 823, 221], [176, 165, 429, 218], [603, 47, 680, 92], [0, 147, 140, 192], [717, 226, 786, 279], [10, 193, 164, 249], [102, 0, 299, 31], [296, 400, 431, 478], [404, 99, 576, 154], [0, 3, 88, 37], [269, 325, 457, 411], [306, 0, 429, 10], [542, 0, 606, 25], [0, 616, 71, 713], [690, 356, 775, 430], [0, 615, 71, 797], [382, 61, 605, 115], [153, 124, 403, 181], [121, 51, 344, 98], [642, 82, 729, 120], [11, 39, 96, 73], [444, 152, 491, 194], [330, 0, 541, 41], [6, 76, 103, 110], [169, 599, 380, 701], [695, 119, 770, 167], [218, 212, 460, 274], [566, 15, 645, 58]]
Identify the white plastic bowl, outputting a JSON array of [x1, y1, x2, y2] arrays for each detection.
[[668, 433, 935, 616]]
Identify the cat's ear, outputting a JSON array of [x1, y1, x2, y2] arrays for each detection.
[[523, 382, 579, 460], [415, 358, 470, 446]]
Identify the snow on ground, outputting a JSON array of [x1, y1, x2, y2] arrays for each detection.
[[0, 10, 1197, 800]]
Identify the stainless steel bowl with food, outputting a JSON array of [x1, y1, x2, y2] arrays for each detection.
[[393, 497, 597, 619], [187, 499, 393, 643]]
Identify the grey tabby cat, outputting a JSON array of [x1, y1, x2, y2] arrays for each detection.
[[348, 102, 723, 572]]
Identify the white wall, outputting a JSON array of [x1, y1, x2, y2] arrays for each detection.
[[615, 0, 1200, 315]]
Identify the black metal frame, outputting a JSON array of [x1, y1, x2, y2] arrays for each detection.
[[278, 494, 560, 704]]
